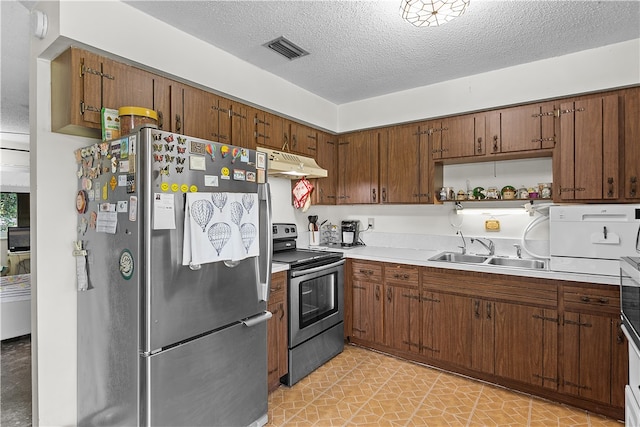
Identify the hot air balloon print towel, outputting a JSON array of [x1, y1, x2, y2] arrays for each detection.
[[182, 192, 260, 266]]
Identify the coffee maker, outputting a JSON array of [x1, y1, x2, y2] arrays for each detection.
[[341, 220, 360, 247]]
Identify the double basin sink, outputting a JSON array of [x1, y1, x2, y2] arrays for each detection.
[[429, 251, 547, 270]]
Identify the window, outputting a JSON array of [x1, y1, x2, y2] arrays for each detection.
[[0, 192, 29, 239]]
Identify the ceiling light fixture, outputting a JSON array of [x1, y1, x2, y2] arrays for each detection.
[[399, 0, 470, 27]]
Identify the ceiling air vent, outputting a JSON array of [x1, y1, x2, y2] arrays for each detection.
[[264, 36, 309, 60]]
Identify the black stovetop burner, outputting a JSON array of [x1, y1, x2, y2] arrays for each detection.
[[272, 223, 342, 270]]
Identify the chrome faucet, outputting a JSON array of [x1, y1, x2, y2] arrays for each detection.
[[457, 231, 467, 254], [470, 237, 495, 256], [513, 243, 522, 258]]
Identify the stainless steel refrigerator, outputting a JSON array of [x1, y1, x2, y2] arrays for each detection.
[[74, 127, 272, 426]]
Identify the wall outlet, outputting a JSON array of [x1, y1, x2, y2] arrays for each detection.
[[367, 217, 375, 230]]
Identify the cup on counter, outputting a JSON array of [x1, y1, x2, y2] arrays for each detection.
[[309, 231, 320, 246]]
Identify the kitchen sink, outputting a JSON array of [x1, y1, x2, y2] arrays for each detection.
[[429, 252, 489, 263], [485, 257, 546, 269], [429, 252, 546, 270]]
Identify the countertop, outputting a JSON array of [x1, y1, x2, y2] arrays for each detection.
[[292, 244, 621, 286]]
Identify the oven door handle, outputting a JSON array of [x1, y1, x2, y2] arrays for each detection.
[[290, 259, 345, 278]]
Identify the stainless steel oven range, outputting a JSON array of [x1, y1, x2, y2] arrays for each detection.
[[272, 223, 345, 386]]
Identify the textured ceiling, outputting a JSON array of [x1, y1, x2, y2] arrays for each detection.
[[123, 0, 640, 104], [1, 0, 639, 136]]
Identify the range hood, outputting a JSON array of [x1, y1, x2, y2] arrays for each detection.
[[257, 147, 327, 179]]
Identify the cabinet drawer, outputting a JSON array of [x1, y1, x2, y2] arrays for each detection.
[[352, 261, 382, 282], [270, 271, 287, 298], [384, 264, 419, 287], [563, 284, 620, 315]]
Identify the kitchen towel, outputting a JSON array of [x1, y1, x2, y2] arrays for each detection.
[[182, 192, 259, 266]]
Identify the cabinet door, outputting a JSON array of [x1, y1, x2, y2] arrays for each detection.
[[562, 312, 612, 404], [352, 281, 383, 343], [102, 60, 154, 113], [380, 124, 420, 203], [471, 299, 494, 375], [420, 291, 435, 357], [267, 271, 287, 392], [440, 115, 476, 159], [432, 293, 474, 368], [338, 131, 379, 204], [179, 87, 215, 140], [311, 132, 338, 205], [559, 95, 619, 201], [499, 105, 544, 153], [254, 111, 284, 150], [152, 76, 173, 132], [483, 111, 500, 155], [170, 82, 186, 135], [611, 319, 628, 409], [51, 48, 102, 134], [384, 284, 420, 352], [79, 51, 104, 127], [211, 97, 232, 144], [290, 123, 318, 157], [230, 103, 250, 148], [267, 296, 285, 391], [494, 303, 558, 389], [624, 88, 640, 200]]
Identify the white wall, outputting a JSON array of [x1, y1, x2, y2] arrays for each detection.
[[337, 38, 640, 132], [30, 1, 639, 425]]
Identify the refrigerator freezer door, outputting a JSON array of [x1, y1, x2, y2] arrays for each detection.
[[146, 255, 265, 351], [143, 320, 268, 427]]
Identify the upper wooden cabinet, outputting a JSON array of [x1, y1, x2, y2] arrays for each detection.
[[624, 87, 640, 201], [430, 115, 483, 160], [289, 123, 318, 157], [380, 124, 433, 204], [557, 94, 620, 201], [152, 75, 182, 133], [253, 110, 287, 151], [51, 47, 112, 137], [101, 58, 154, 114], [337, 130, 379, 204], [179, 85, 216, 140], [311, 131, 338, 205], [496, 102, 556, 154]]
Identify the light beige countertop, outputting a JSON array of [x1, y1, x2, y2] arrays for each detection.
[[299, 245, 620, 286], [271, 263, 289, 274]]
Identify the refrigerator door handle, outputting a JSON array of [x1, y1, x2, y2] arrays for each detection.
[[241, 311, 273, 328], [258, 183, 273, 302]]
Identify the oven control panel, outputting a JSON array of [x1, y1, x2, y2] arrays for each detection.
[[273, 223, 298, 240]]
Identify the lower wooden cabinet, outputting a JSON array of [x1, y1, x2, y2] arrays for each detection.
[[351, 261, 383, 344], [560, 283, 627, 409], [430, 292, 475, 368], [383, 264, 420, 353], [267, 271, 288, 392], [493, 302, 558, 390], [347, 261, 626, 420]]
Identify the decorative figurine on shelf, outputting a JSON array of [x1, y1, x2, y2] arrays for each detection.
[[486, 187, 499, 199]]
